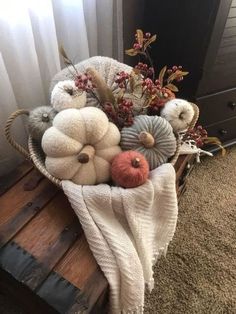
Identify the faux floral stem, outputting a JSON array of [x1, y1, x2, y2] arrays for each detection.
[[88, 89, 103, 106], [145, 49, 155, 81]]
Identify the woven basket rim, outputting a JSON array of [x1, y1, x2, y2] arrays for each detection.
[[6, 103, 199, 189], [28, 134, 181, 189], [26, 104, 199, 188], [28, 136, 180, 188]]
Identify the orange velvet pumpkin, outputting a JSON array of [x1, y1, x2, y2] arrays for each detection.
[[111, 151, 149, 188]]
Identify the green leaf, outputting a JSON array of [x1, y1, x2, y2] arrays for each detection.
[[158, 66, 167, 87], [165, 83, 179, 92], [144, 34, 157, 50], [136, 29, 144, 45], [125, 48, 138, 56]]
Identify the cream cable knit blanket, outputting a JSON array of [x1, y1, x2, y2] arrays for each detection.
[[62, 163, 178, 313]]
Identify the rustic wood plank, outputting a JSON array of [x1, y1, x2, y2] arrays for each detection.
[[41, 220, 82, 269], [23, 168, 44, 191], [36, 271, 87, 314], [0, 172, 50, 226], [14, 192, 77, 261], [0, 160, 32, 196], [0, 219, 82, 292], [67, 268, 108, 314], [54, 234, 98, 289], [0, 172, 54, 227], [90, 288, 109, 314], [0, 155, 193, 314], [53, 233, 108, 313], [0, 182, 58, 248], [2, 191, 82, 290], [20, 220, 82, 291], [0, 268, 58, 314], [175, 155, 190, 181]]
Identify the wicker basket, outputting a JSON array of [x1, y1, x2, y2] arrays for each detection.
[[4, 103, 199, 188]]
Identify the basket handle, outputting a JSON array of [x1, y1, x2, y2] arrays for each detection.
[[189, 103, 199, 130], [4, 109, 30, 160]]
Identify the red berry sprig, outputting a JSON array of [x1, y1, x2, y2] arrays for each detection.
[[74, 72, 103, 105], [115, 71, 130, 88], [185, 125, 208, 147], [142, 78, 175, 111], [166, 65, 184, 82], [103, 99, 134, 129], [75, 73, 96, 91], [133, 31, 154, 52], [134, 62, 154, 77]]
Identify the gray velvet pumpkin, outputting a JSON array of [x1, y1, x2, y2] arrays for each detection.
[[28, 106, 57, 141], [121, 115, 177, 170]]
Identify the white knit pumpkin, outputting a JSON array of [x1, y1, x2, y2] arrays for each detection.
[[42, 107, 121, 185], [161, 98, 194, 132], [121, 115, 176, 170], [51, 80, 86, 112]]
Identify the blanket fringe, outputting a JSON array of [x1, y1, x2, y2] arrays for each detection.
[[147, 240, 174, 293]]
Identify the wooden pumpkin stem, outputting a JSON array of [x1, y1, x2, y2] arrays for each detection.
[[131, 157, 140, 168], [77, 145, 95, 163], [42, 113, 50, 122], [139, 131, 155, 148], [64, 87, 74, 95], [179, 112, 184, 120]]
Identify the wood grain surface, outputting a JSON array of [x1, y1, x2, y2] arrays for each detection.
[[0, 156, 193, 313]]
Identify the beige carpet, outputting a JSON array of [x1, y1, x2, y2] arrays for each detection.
[[144, 146, 236, 314], [1, 148, 236, 313]]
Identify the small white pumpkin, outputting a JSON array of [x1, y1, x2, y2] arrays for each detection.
[[42, 107, 121, 185], [161, 98, 194, 132], [51, 80, 86, 112], [121, 115, 177, 170]]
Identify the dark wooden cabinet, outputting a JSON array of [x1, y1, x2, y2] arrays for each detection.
[[196, 0, 236, 147], [123, 0, 236, 146]]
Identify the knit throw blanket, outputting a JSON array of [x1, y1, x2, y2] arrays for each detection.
[[62, 163, 178, 313]]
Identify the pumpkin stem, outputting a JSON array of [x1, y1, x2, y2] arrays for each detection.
[[139, 131, 155, 148], [77, 145, 95, 164], [42, 113, 50, 122], [131, 157, 140, 168]]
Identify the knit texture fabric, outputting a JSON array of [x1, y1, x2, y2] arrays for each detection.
[[62, 163, 178, 313], [51, 56, 144, 111]]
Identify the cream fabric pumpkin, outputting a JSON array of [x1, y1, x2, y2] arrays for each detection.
[[51, 80, 86, 112], [161, 98, 194, 132], [121, 115, 177, 170], [42, 107, 121, 185]]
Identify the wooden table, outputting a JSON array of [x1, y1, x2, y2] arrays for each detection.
[[0, 155, 195, 314]]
